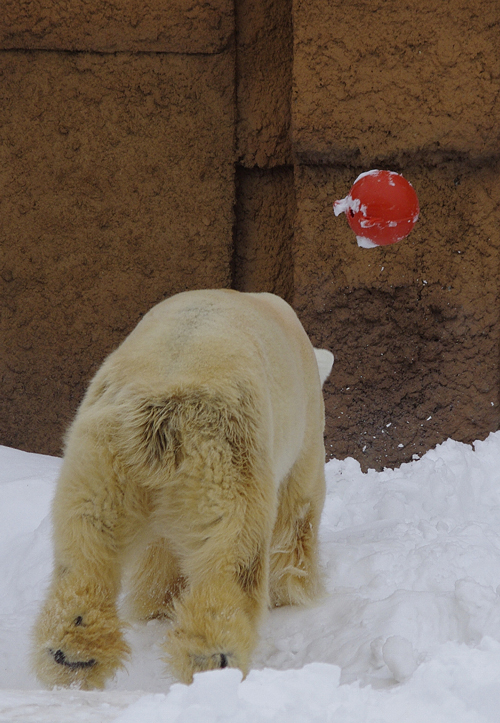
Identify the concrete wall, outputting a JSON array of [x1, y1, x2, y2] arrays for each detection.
[[0, 1, 235, 453], [292, 0, 500, 468], [1, 0, 499, 470]]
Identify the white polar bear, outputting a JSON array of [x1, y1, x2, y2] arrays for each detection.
[[32, 289, 333, 688]]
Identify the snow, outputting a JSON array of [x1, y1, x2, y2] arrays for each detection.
[[333, 194, 359, 217], [2, 433, 500, 721], [356, 235, 379, 248]]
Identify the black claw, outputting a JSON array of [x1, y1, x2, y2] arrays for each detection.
[[219, 654, 228, 669], [51, 649, 96, 669]]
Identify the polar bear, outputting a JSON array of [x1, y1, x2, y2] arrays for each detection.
[[32, 289, 333, 688]]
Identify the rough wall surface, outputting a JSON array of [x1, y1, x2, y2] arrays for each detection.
[[233, 1, 295, 312], [294, 163, 500, 469], [293, 0, 500, 166], [291, 0, 500, 469], [0, 50, 234, 455], [233, 167, 294, 302], [1, 0, 233, 53], [236, 0, 292, 167], [1, 0, 500, 470]]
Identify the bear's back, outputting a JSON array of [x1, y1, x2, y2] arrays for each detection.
[[85, 290, 324, 481]]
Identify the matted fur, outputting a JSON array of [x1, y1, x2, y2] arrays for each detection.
[[32, 290, 333, 687]]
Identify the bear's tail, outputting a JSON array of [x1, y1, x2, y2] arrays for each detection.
[[116, 386, 261, 483]]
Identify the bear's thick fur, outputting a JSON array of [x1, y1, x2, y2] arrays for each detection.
[[32, 290, 333, 687]]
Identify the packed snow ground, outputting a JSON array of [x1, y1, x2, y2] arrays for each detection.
[[2, 434, 500, 721]]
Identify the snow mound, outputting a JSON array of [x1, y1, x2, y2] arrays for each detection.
[[2, 433, 500, 721]]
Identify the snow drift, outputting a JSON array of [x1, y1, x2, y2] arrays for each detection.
[[2, 433, 500, 721]]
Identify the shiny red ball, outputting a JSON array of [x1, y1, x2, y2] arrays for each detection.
[[334, 170, 420, 247]]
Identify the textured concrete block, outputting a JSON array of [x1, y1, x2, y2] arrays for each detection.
[[233, 167, 294, 302], [293, 163, 500, 469], [0, 0, 233, 53], [236, 0, 293, 167], [293, 0, 500, 164], [0, 51, 234, 455]]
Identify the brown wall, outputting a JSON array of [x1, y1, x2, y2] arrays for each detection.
[[1, 0, 499, 470], [292, 0, 500, 468]]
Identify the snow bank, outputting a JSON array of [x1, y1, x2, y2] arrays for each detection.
[[2, 433, 500, 721]]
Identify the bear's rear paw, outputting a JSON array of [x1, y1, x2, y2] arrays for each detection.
[[50, 648, 97, 670], [163, 594, 256, 683], [32, 596, 130, 689], [165, 631, 244, 684], [190, 651, 233, 672]]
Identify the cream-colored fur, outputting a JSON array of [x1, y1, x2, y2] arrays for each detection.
[[32, 290, 333, 688]]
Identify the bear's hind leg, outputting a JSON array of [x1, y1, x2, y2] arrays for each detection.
[[32, 437, 143, 689], [160, 449, 275, 683], [166, 576, 261, 683]]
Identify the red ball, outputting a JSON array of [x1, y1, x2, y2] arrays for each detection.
[[334, 170, 420, 247]]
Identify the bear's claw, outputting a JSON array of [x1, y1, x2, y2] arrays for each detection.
[[190, 651, 231, 671], [219, 653, 228, 669], [50, 649, 97, 669]]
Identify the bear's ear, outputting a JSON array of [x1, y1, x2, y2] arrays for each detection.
[[313, 349, 334, 386]]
